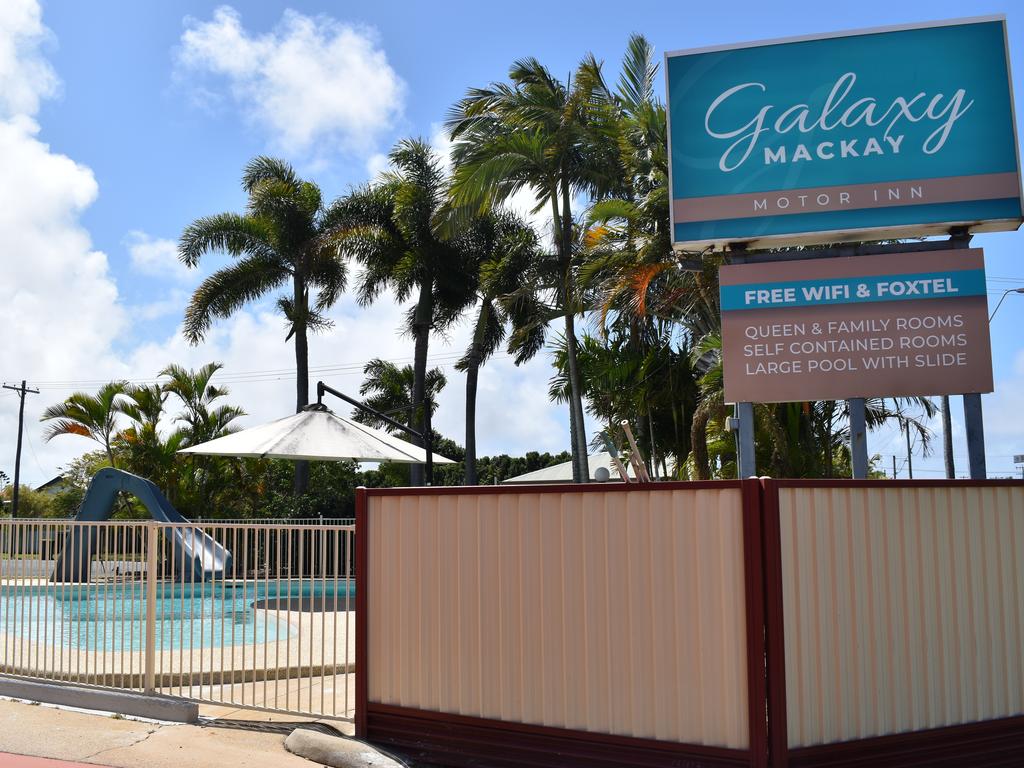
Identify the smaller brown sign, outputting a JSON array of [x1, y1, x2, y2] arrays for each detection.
[[720, 249, 993, 404]]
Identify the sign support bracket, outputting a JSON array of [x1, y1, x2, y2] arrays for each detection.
[[724, 228, 973, 265]]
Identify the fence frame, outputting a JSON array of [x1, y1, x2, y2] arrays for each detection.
[[356, 480, 769, 768], [0, 518, 356, 721], [761, 478, 1024, 768], [357, 478, 1024, 768]]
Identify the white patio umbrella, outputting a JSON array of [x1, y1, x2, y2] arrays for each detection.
[[178, 404, 454, 464]]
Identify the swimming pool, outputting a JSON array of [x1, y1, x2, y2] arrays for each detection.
[[0, 580, 354, 652]]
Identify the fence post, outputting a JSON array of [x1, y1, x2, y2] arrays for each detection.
[[355, 487, 368, 739], [144, 523, 158, 694], [741, 479, 768, 768], [761, 480, 789, 768]]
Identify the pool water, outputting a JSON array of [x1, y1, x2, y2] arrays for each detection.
[[0, 580, 353, 652]]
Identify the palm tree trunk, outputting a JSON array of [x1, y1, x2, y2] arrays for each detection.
[[941, 394, 955, 478], [690, 400, 712, 481], [647, 407, 657, 479], [823, 401, 835, 478], [465, 359, 479, 486], [560, 177, 588, 483], [549, 190, 581, 483], [564, 312, 589, 482], [293, 275, 310, 495], [410, 283, 433, 486]]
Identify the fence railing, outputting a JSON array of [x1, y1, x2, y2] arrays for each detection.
[[192, 517, 355, 525], [3, 516, 355, 525], [0, 519, 355, 720]]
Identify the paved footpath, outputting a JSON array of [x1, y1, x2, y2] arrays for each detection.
[[0, 700, 317, 768], [0, 755, 107, 768], [0, 754, 108, 768]]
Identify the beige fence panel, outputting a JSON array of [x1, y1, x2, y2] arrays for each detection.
[[0, 519, 355, 720], [367, 487, 750, 749], [1, 520, 150, 689], [778, 485, 1024, 748]]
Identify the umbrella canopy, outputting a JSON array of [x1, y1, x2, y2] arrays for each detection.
[[178, 405, 454, 464]]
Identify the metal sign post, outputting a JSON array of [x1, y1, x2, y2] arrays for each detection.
[[737, 402, 756, 478], [963, 393, 987, 479], [848, 398, 868, 478]]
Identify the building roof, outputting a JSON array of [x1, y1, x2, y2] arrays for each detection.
[[502, 452, 635, 484], [34, 475, 69, 493]]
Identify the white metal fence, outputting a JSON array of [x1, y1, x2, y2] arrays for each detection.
[[0, 519, 355, 719]]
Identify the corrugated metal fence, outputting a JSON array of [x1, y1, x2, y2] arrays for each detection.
[[764, 480, 1024, 768], [358, 479, 1024, 768]]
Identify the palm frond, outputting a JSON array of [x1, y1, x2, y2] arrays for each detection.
[[182, 255, 288, 342], [178, 213, 278, 268], [242, 156, 299, 194]]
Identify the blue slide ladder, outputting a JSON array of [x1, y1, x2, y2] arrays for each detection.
[[52, 468, 232, 582]]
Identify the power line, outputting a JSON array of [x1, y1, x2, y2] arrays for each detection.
[[8, 350, 510, 391], [25, 430, 48, 481]]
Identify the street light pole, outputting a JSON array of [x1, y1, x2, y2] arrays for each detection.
[[990, 287, 1024, 322], [962, 287, 1024, 481]]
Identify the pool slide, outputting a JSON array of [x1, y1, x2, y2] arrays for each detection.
[[52, 468, 232, 583]]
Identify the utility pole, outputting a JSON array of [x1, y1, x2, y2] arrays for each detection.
[[3, 381, 39, 517]]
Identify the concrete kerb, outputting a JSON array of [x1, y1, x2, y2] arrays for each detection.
[[284, 728, 407, 768], [0, 675, 198, 723]]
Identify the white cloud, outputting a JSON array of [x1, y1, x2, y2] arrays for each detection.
[[364, 152, 391, 180], [0, 1, 578, 487], [124, 291, 574, 462], [0, 2, 130, 483], [177, 6, 404, 158], [125, 230, 191, 281], [0, 0, 58, 118], [507, 186, 555, 241], [129, 290, 192, 323], [428, 122, 453, 172], [431, 118, 558, 241]]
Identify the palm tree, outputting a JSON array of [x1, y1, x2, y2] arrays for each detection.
[[178, 157, 348, 493], [117, 383, 190, 500], [454, 211, 539, 484], [40, 382, 133, 467], [160, 362, 245, 508], [353, 358, 446, 433], [447, 55, 622, 482], [159, 363, 244, 445], [332, 139, 475, 484]]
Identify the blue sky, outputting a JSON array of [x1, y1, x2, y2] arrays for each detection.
[[2, 0, 1023, 485]]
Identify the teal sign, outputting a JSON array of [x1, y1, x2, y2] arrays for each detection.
[[666, 17, 1023, 250], [719, 269, 987, 311]]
